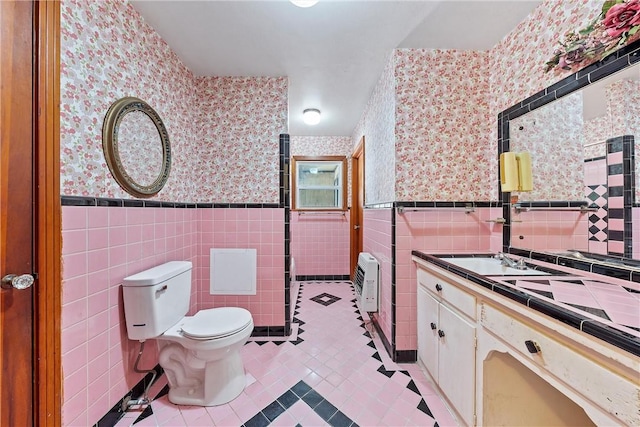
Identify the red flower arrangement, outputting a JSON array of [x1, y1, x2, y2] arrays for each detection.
[[545, 0, 640, 73]]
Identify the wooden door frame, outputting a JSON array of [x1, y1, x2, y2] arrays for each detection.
[[350, 137, 364, 278], [34, 1, 61, 425]]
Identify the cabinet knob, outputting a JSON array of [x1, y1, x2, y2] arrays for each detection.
[[438, 330, 445, 338], [430, 322, 437, 330], [435, 283, 443, 292], [524, 340, 541, 354]]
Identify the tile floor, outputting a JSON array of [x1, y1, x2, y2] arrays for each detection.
[[114, 281, 456, 426]]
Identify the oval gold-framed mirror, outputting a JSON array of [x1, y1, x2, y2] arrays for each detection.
[[102, 97, 171, 198]]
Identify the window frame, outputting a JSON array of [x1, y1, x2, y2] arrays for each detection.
[[291, 155, 348, 211]]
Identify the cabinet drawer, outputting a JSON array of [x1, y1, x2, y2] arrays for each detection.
[[481, 303, 640, 426], [418, 268, 476, 320]]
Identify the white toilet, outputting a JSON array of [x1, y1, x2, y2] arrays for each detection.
[[121, 261, 254, 406]]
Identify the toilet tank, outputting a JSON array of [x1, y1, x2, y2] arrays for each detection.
[[122, 261, 192, 341]]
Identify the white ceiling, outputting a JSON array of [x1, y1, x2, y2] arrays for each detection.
[[130, 0, 541, 137]]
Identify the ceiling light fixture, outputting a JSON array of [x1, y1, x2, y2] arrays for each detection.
[[290, 0, 319, 8], [303, 108, 321, 125]]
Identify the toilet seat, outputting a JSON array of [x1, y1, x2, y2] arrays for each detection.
[[181, 307, 252, 340]]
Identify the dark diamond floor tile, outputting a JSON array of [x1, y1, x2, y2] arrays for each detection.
[[277, 390, 300, 409], [301, 390, 323, 409], [291, 381, 312, 398], [377, 365, 394, 378], [406, 379, 421, 395], [243, 412, 270, 427], [417, 398, 434, 417], [310, 292, 342, 306], [328, 410, 353, 427], [315, 399, 338, 421], [132, 406, 154, 425], [262, 401, 285, 422]]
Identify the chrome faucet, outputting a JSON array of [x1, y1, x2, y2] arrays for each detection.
[[494, 252, 528, 270]]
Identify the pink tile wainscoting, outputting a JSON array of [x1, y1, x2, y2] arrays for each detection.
[[395, 207, 500, 350], [61, 205, 285, 426], [197, 208, 285, 327], [510, 210, 589, 253], [290, 212, 351, 277], [61, 206, 199, 426], [363, 208, 394, 349]]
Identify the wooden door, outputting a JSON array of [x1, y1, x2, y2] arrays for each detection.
[[1, 1, 36, 425], [350, 137, 364, 278], [1, 1, 61, 425]]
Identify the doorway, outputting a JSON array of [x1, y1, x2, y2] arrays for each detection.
[[350, 137, 364, 279], [0, 1, 61, 424]]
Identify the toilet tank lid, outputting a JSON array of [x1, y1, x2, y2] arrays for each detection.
[[123, 261, 192, 287]]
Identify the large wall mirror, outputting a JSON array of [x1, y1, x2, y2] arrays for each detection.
[[102, 97, 171, 198], [500, 40, 640, 261]]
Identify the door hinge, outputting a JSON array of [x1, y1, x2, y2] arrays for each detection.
[[474, 336, 477, 349], [32, 272, 39, 280]]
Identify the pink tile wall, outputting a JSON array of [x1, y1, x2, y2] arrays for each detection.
[[510, 210, 589, 253], [290, 213, 351, 277], [197, 209, 285, 327], [363, 208, 393, 346], [395, 208, 497, 350], [61, 206, 198, 426]]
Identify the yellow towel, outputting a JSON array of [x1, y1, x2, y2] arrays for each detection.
[[500, 152, 518, 192]]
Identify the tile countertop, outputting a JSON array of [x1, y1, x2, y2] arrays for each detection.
[[412, 251, 640, 357]]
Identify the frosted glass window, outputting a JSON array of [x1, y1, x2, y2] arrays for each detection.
[[291, 156, 347, 210]]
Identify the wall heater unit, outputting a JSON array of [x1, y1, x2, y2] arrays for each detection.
[[354, 252, 379, 313]]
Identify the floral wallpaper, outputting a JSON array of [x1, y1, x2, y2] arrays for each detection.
[[395, 49, 493, 201], [60, 0, 197, 201], [509, 91, 585, 201], [60, 0, 288, 203], [194, 77, 288, 204], [490, 1, 603, 114], [607, 79, 640, 202], [351, 53, 397, 205], [583, 115, 611, 160], [291, 136, 352, 157]]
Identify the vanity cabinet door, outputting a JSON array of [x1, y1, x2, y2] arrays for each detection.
[[438, 303, 476, 426], [417, 286, 440, 381]]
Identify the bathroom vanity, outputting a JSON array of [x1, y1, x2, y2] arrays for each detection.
[[413, 251, 640, 427]]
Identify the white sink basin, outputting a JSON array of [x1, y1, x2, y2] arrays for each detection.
[[441, 257, 550, 276]]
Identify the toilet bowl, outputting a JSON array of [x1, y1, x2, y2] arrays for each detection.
[[122, 261, 254, 406], [158, 307, 253, 406]]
